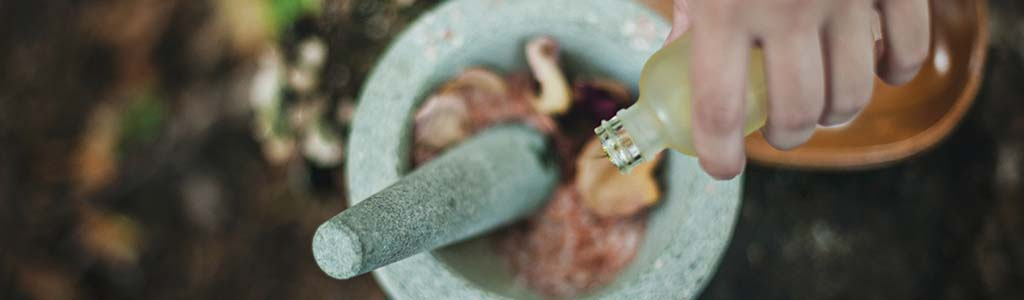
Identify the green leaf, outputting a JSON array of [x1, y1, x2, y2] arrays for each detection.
[[119, 89, 167, 150], [268, 0, 321, 33]]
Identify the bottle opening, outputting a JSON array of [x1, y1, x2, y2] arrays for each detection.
[[594, 115, 644, 174]]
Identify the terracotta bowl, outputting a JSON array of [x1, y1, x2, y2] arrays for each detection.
[[742, 0, 990, 169]]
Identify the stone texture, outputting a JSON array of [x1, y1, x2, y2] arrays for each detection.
[[315, 125, 557, 279]]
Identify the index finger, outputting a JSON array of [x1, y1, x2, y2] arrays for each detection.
[[689, 25, 753, 180]]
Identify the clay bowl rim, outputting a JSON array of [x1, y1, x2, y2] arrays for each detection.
[[745, 0, 990, 170]]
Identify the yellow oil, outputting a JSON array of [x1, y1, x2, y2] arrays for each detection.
[[595, 36, 769, 173]]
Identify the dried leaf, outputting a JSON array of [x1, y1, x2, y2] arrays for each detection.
[[575, 137, 662, 218], [526, 37, 571, 115], [73, 102, 121, 196], [78, 208, 143, 266], [16, 264, 77, 300]]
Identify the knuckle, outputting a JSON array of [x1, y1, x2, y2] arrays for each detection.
[[698, 0, 741, 22], [770, 82, 825, 131], [760, 1, 817, 34], [696, 97, 743, 133], [706, 0, 738, 12], [777, 0, 815, 10]]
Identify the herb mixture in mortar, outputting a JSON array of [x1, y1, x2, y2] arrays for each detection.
[[412, 37, 664, 298]]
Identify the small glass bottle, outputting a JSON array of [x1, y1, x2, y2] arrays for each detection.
[[595, 35, 770, 173]]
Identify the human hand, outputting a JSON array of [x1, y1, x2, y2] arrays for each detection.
[[667, 0, 930, 179]]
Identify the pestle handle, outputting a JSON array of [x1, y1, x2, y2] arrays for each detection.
[[312, 125, 559, 279]]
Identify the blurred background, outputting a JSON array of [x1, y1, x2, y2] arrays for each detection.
[[1, 0, 1022, 299]]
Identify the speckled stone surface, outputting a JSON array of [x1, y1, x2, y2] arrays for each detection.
[[345, 0, 744, 299], [313, 125, 557, 279]]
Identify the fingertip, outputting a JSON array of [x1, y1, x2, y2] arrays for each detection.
[[762, 124, 815, 150], [698, 155, 745, 181], [694, 118, 747, 180], [877, 0, 930, 86], [878, 35, 928, 85], [879, 55, 926, 85]]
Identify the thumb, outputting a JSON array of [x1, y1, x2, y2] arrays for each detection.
[[664, 0, 691, 45]]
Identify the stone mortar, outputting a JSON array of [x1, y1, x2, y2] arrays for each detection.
[[346, 0, 744, 299]]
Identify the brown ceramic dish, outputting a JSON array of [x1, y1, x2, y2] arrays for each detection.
[[641, 0, 989, 170], [744, 0, 989, 169]]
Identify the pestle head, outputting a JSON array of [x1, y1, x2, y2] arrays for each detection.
[[312, 221, 363, 279]]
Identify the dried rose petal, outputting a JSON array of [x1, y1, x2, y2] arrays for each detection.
[[526, 37, 572, 115], [439, 68, 540, 130], [413, 94, 471, 149], [439, 67, 508, 97], [500, 185, 644, 297], [575, 137, 662, 218], [412, 67, 556, 165], [571, 78, 632, 123]]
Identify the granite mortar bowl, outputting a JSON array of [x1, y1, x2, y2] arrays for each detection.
[[346, 0, 742, 299]]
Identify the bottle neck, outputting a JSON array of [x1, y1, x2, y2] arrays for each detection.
[[595, 103, 667, 173]]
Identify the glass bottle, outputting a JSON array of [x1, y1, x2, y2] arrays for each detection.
[[594, 35, 769, 173]]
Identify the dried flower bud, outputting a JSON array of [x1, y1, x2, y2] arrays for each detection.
[[526, 37, 572, 115]]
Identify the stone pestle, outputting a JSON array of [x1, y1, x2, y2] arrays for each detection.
[[312, 125, 559, 279]]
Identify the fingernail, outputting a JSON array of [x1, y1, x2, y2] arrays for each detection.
[[820, 114, 855, 128], [714, 173, 738, 181], [698, 154, 745, 181], [762, 126, 815, 151]]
